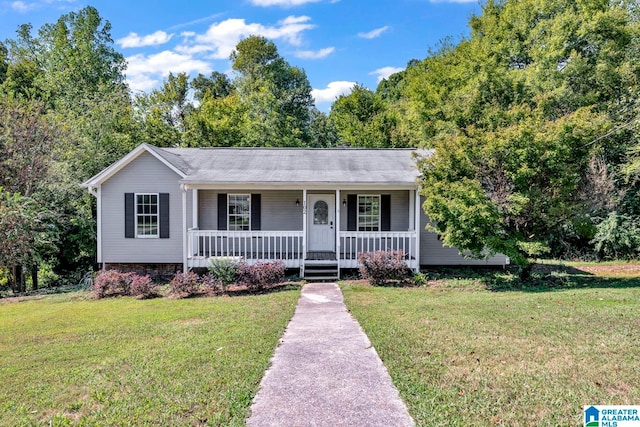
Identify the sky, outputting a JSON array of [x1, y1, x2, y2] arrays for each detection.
[[0, 0, 482, 110]]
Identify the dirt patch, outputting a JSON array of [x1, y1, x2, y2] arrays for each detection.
[[574, 264, 640, 275]]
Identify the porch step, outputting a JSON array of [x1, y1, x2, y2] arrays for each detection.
[[303, 261, 339, 281], [305, 268, 339, 274]]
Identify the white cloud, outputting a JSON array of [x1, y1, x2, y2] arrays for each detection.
[[294, 47, 334, 59], [125, 51, 212, 92], [126, 74, 159, 93], [358, 26, 389, 39], [369, 66, 404, 82], [177, 16, 314, 59], [249, 0, 322, 6], [311, 81, 355, 104], [117, 31, 174, 48], [11, 0, 76, 13], [11, 1, 36, 12]]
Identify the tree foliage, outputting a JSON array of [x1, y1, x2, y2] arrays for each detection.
[[411, 0, 640, 273]]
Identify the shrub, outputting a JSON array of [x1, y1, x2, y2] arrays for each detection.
[[357, 250, 412, 286], [238, 261, 285, 291], [208, 258, 241, 288], [200, 273, 224, 296], [591, 212, 640, 260], [169, 271, 201, 298], [413, 271, 428, 286], [129, 274, 159, 299], [93, 270, 134, 298]]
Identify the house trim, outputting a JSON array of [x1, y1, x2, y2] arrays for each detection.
[[181, 183, 416, 191]]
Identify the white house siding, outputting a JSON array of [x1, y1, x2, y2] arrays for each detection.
[[101, 152, 188, 263], [339, 190, 410, 231], [419, 196, 508, 266], [196, 190, 304, 231]]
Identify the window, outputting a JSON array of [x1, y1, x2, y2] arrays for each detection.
[[358, 195, 380, 231], [136, 193, 158, 237], [228, 194, 250, 230], [313, 200, 329, 225]]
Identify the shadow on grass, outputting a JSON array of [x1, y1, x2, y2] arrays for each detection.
[[423, 265, 640, 292]]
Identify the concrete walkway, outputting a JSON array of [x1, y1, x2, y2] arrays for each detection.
[[247, 283, 414, 427]]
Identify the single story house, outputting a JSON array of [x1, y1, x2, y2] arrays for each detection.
[[81, 143, 508, 279]]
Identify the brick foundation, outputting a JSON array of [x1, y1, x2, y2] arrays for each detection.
[[104, 263, 183, 281]]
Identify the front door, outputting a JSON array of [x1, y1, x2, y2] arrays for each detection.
[[307, 194, 335, 252]]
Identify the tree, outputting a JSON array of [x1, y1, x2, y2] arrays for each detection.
[[136, 72, 190, 147], [414, 0, 640, 277], [0, 98, 59, 291], [230, 35, 315, 146], [329, 84, 416, 148], [191, 71, 233, 101], [1, 7, 134, 285]]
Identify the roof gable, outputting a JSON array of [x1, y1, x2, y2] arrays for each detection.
[[81, 143, 188, 188]]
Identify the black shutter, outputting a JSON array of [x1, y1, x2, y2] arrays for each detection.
[[159, 193, 170, 238], [251, 194, 261, 230], [381, 194, 391, 231], [217, 193, 227, 230], [347, 194, 357, 231], [125, 193, 135, 238]]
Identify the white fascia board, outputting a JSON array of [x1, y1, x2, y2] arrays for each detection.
[[81, 143, 187, 188], [181, 182, 418, 191]]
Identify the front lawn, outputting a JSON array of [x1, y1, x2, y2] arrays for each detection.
[[342, 272, 640, 425], [0, 289, 299, 426]]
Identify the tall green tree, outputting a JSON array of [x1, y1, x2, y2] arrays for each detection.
[[231, 35, 314, 146], [2, 7, 134, 284], [136, 72, 191, 147], [414, 0, 640, 276]]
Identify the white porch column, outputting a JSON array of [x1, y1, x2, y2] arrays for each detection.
[[192, 188, 198, 229], [409, 188, 415, 231], [96, 185, 102, 266], [301, 188, 307, 276], [335, 189, 341, 274], [182, 185, 188, 273], [414, 188, 421, 272]]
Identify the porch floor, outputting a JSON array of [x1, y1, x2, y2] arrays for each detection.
[[305, 251, 337, 261]]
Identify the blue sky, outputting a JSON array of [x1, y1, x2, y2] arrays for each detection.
[[0, 0, 481, 109]]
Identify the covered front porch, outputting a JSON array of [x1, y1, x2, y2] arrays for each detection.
[[183, 187, 421, 278]]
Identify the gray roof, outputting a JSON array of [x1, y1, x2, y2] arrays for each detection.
[[154, 147, 428, 186]]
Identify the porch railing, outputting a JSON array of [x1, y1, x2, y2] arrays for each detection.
[[339, 231, 418, 269], [187, 230, 304, 268]]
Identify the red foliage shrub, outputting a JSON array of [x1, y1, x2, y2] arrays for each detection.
[[168, 271, 201, 298], [238, 261, 285, 291], [93, 270, 134, 298], [200, 273, 224, 296], [357, 251, 411, 286], [129, 274, 159, 299]]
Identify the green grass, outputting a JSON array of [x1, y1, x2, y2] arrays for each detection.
[[342, 273, 640, 426], [0, 289, 299, 426]]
